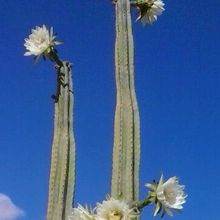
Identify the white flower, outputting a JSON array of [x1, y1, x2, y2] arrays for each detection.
[[136, 0, 165, 25], [24, 25, 58, 57], [68, 204, 95, 220], [145, 174, 187, 217], [156, 175, 186, 210], [151, 174, 187, 217], [96, 198, 134, 220]]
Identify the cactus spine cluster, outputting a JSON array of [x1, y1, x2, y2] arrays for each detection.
[[46, 62, 75, 220], [111, 0, 140, 202]]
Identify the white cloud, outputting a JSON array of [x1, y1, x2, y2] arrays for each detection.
[[0, 193, 24, 220]]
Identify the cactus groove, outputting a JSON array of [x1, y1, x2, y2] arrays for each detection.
[[46, 62, 75, 220], [111, 0, 140, 202]]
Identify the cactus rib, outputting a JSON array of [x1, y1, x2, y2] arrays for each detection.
[[46, 62, 75, 220], [111, 0, 140, 202]]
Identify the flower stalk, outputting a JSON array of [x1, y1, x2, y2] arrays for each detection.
[[48, 49, 63, 67], [135, 195, 153, 211]]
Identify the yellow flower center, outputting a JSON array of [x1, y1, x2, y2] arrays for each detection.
[[108, 210, 123, 220]]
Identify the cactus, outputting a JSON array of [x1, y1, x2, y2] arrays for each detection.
[[46, 62, 75, 220], [111, 0, 140, 202]]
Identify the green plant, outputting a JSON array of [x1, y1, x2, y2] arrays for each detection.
[[46, 62, 75, 220], [24, 4, 187, 219], [24, 25, 76, 220], [111, 0, 140, 202]]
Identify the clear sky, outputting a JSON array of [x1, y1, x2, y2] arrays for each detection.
[[0, 0, 220, 220]]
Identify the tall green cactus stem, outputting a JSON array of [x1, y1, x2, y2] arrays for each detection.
[[47, 62, 75, 220], [111, 0, 140, 202]]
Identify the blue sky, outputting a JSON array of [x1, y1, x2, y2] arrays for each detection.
[[0, 0, 220, 219]]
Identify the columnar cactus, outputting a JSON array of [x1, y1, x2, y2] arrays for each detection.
[[24, 25, 76, 220], [46, 62, 75, 220], [25, 7, 188, 220], [111, 0, 140, 202]]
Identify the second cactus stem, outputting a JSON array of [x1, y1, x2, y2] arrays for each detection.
[[47, 62, 75, 220], [111, 0, 140, 202]]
